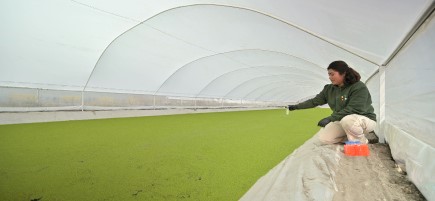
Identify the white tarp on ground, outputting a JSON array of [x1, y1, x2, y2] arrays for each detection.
[[241, 133, 427, 201], [1, 1, 434, 200], [240, 135, 341, 201]]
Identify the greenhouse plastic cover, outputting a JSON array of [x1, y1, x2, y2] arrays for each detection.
[[1, 0, 434, 200]]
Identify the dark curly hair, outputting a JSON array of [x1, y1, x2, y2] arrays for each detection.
[[327, 60, 361, 85]]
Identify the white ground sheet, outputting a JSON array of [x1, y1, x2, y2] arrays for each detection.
[[241, 135, 426, 201], [240, 135, 340, 200]]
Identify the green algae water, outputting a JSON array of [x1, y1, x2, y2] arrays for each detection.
[[0, 108, 330, 201]]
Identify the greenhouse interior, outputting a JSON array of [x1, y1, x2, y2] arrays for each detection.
[[1, 0, 434, 200]]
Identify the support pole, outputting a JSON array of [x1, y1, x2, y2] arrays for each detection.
[[379, 65, 386, 143], [81, 91, 84, 111], [153, 95, 156, 109]]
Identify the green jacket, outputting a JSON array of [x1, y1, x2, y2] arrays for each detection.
[[295, 81, 376, 122]]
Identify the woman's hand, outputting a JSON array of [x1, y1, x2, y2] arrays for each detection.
[[287, 105, 297, 111], [318, 117, 331, 127]]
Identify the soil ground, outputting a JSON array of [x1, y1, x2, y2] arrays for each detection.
[[333, 143, 426, 201]]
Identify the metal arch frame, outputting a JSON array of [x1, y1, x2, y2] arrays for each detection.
[[251, 82, 318, 102], [194, 64, 325, 97], [240, 80, 311, 101], [366, 3, 435, 85], [254, 83, 318, 102], [80, 3, 379, 110], [153, 49, 324, 96], [382, 2, 435, 66], [194, 66, 294, 97], [193, 73, 321, 101], [273, 87, 316, 102], [221, 73, 328, 99], [197, 67, 326, 98], [282, 90, 320, 102], [252, 85, 297, 102]]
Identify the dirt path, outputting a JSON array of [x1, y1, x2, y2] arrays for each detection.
[[333, 144, 426, 201]]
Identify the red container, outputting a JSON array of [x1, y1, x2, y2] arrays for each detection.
[[359, 144, 370, 156], [344, 144, 369, 156]]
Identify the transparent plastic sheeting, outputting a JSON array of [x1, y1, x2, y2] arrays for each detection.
[[0, 86, 286, 112], [384, 124, 435, 200], [240, 134, 341, 201], [0, 1, 434, 199], [4, 0, 429, 101], [90, 5, 374, 100], [383, 12, 435, 200]]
